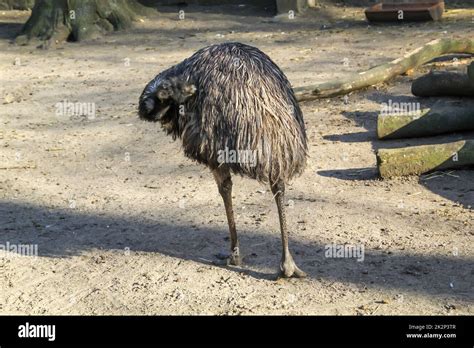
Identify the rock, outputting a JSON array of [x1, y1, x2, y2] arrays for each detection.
[[15, 35, 29, 46], [3, 94, 15, 104]]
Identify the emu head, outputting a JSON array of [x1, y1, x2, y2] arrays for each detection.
[[157, 76, 197, 104], [138, 76, 196, 123]]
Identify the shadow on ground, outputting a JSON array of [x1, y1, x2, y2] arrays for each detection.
[[0, 22, 22, 40], [1, 200, 472, 298]]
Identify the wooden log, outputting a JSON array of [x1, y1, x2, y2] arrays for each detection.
[[377, 100, 474, 139], [294, 38, 474, 101], [411, 71, 474, 97], [365, 1, 445, 22], [377, 139, 474, 178]]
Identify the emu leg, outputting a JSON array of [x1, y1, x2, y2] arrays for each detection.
[[212, 167, 241, 266], [271, 180, 306, 278]]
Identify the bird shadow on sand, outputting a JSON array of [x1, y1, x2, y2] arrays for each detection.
[[1, 200, 472, 299]]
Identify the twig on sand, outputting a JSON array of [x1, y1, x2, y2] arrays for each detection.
[[0, 164, 37, 170]]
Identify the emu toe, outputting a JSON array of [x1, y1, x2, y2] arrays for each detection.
[[279, 258, 307, 279], [227, 247, 241, 266], [215, 247, 241, 266], [226, 255, 241, 267]]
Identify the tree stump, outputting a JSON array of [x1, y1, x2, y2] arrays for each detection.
[[276, 0, 309, 14], [16, 0, 149, 44]]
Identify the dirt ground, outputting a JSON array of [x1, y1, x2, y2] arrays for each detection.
[[0, 2, 473, 315]]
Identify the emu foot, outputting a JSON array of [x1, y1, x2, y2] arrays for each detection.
[[279, 257, 307, 279], [227, 247, 241, 266], [215, 247, 241, 266]]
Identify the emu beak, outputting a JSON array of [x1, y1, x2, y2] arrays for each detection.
[[156, 105, 171, 120]]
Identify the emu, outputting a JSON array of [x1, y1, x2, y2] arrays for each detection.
[[138, 42, 307, 278]]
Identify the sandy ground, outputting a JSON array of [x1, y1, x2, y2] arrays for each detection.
[[0, 2, 473, 315]]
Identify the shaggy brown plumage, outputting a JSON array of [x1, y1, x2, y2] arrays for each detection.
[[139, 42, 307, 184]]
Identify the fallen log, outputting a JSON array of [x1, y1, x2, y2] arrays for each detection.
[[376, 139, 474, 178], [377, 100, 474, 139], [294, 38, 474, 101], [411, 71, 474, 97]]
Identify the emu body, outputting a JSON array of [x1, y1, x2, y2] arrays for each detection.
[[139, 42, 308, 277]]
